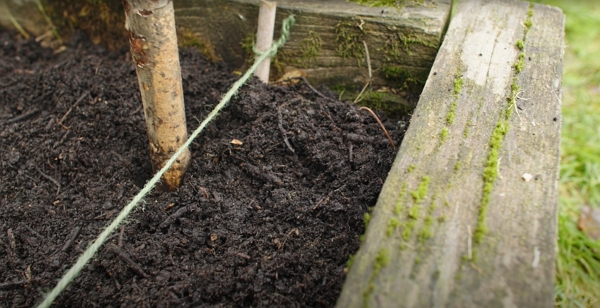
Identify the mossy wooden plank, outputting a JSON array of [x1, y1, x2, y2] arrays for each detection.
[[0, 0, 48, 37], [175, 0, 451, 102], [336, 1, 564, 307]]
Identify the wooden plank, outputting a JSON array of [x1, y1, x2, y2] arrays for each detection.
[[336, 0, 564, 307], [175, 0, 451, 103], [0, 0, 48, 37]]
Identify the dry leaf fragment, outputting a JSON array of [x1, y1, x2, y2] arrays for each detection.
[[230, 139, 243, 146]]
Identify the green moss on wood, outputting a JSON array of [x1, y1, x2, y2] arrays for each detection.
[[382, 65, 426, 90], [335, 21, 366, 65], [300, 31, 322, 67], [474, 116, 508, 244], [384, 32, 437, 58], [179, 27, 220, 62], [474, 7, 533, 245], [411, 176, 430, 204], [240, 31, 257, 66], [409, 205, 420, 219], [516, 39, 524, 51], [387, 217, 400, 236], [44, 0, 126, 50], [445, 72, 463, 125], [453, 74, 464, 97], [454, 161, 461, 171], [514, 52, 525, 73], [363, 248, 390, 306], [395, 182, 408, 215], [446, 103, 457, 125], [407, 164, 416, 173], [440, 127, 449, 142], [402, 220, 415, 241], [364, 212, 372, 227], [419, 193, 438, 242], [360, 209, 374, 243], [347, 254, 355, 270], [418, 216, 434, 242], [524, 3, 534, 35], [464, 119, 471, 138]]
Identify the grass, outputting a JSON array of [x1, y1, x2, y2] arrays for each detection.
[[530, 0, 600, 306]]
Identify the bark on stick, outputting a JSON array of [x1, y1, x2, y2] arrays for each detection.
[[254, 0, 277, 83], [123, 0, 190, 190]]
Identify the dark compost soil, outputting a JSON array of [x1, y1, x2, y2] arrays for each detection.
[[0, 29, 410, 307]]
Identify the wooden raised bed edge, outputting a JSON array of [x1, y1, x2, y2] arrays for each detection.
[[337, 0, 564, 306]]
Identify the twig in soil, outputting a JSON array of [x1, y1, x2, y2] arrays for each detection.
[[6, 108, 40, 124], [60, 226, 81, 253], [93, 210, 115, 220], [118, 227, 125, 247], [290, 76, 338, 103], [34, 165, 61, 195], [349, 144, 353, 163], [106, 244, 149, 278], [0, 278, 41, 290], [346, 133, 382, 145], [358, 106, 396, 149], [56, 130, 70, 147], [159, 205, 190, 229], [279, 228, 299, 251], [240, 162, 284, 186], [113, 277, 122, 290], [312, 184, 346, 210], [230, 251, 251, 260], [24, 224, 45, 240], [318, 103, 337, 126], [35, 30, 53, 42], [198, 187, 209, 199], [277, 106, 295, 153], [7, 228, 16, 251], [57, 91, 90, 127], [164, 203, 175, 211], [44, 117, 55, 130]]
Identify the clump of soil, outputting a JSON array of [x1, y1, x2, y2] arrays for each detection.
[[0, 29, 409, 307]]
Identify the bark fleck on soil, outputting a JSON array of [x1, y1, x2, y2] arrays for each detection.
[[0, 29, 410, 307]]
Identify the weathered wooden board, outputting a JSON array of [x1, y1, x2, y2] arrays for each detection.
[[337, 0, 564, 307], [175, 0, 450, 89], [0, 0, 48, 37]]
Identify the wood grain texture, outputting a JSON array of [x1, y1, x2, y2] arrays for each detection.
[[0, 0, 47, 37], [336, 1, 564, 307], [175, 0, 451, 92]]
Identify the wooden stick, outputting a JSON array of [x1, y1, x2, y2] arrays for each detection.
[[123, 0, 190, 190], [254, 0, 277, 83], [277, 105, 295, 153], [57, 91, 89, 126]]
